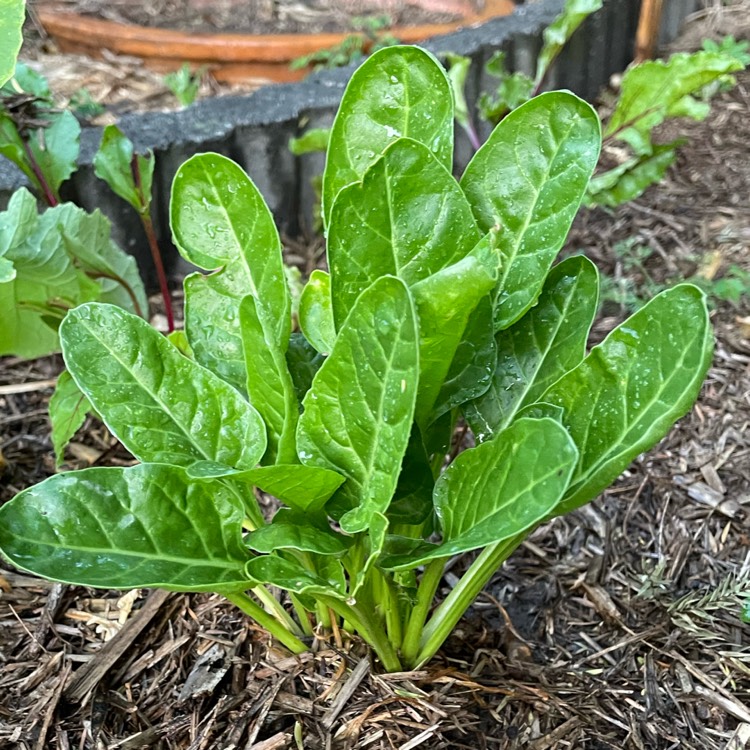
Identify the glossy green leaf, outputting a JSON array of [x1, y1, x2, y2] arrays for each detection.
[[535, 0, 603, 87], [411, 255, 496, 426], [0, 2, 25, 88], [234, 464, 345, 514], [298, 269, 336, 354], [239, 294, 298, 464], [61, 303, 267, 471], [605, 52, 742, 152], [0, 255, 14, 283], [322, 45, 454, 225], [461, 91, 601, 330], [297, 276, 418, 534], [247, 521, 349, 555], [0, 464, 252, 591], [286, 332, 324, 403], [381, 418, 578, 570], [465, 256, 598, 440], [167, 329, 194, 358], [387, 426, 434, 526], [172, 153, 290, 388], [328, 137, 480, 326], [245, 555, 346, 598], [585, 143, 679, 207], [94, 124, 154, 214], [49, 370, 92, 467], [543, 284, 713, 514], [444, 53, 472, 138], [431, 296, 496, 422]]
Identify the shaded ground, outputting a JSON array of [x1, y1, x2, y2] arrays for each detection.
[[2, 39, 750, 750]]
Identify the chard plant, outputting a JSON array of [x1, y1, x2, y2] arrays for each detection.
[[0, 46, 713, 671]]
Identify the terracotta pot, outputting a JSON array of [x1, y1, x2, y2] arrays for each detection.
[[36, 0, 516, 84]]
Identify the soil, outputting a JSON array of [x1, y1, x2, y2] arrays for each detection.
[[2, 14, 750, 750], [35, 0, 466, 37]]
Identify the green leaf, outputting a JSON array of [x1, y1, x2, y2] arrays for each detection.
[[444, 53, 472, 136], [61, 303, 267, 471], [535, 0, 603, 87], [381, 418, 578, 570], [0, 464, 252, 591], [0, 1, 25, 88], [0, 191, 146, 357], [49, 370, 92, 467], [297, 276, 419, 534], [94, 124, 154, 214], [298, 269, 336, 354], [387, 426, 435, 526], [247, 521, 349, 555], [58, 205, 148, 316], [605, 52, 743, 150], [431, 295, 496, 422], [236, 464, 345, 514], [322, 45, 454, 225], [289, 127, 331, 156], [286, 332, 324, 403], [239, 294, 298, 465], [171, 153, 290, 389], [245, 555, 346, 598], [0, 255, 14, 282], [461, 91, 601, 331], [167, 329, 194, 358], [465, 256, 599, 440], [585, 143, 679, 207], [542, 284, 713, 514], [328, 137, 480, 327], [411, 254, 496, 426], [0, 111, 43, 193], [28, 110, 81, 197]]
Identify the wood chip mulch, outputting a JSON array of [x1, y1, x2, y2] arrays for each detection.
[[2, 34, 750, 750]]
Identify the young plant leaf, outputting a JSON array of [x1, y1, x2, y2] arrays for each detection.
[[49, 370, 92, 467], [28, 110, 81, 198], [465, 256, 599, 440], [411, 255, 496, 426], [605, 52, 743, 153], [328, 137, 480, 326], [322, 45, 454, 225], [585, 143, 679, 207], [298, 269, 336, 354], [534, 0, 604, 87], [460, 91, 601, 330], [235, 464, 346, 514], [247, 521, 349, 555], [543, 284, 713, 514], [246, 555, 346, 598], [0, 464, 253, 591], [297, 276, 418, 533], [286, 332, 325, 402], [239, 294, 298, 465], [381, 417, 578, 570], [172, 153, 290, 389], [0, 1, 25, 88], [289, 127, 331, 156], [61, 303, 267, 471], [94, 124, 154, 214]]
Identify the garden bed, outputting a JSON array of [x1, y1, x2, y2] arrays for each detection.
[[1, 59, 749, 750]]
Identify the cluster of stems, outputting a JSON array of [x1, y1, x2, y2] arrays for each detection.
[[228, 532, 523, 672]]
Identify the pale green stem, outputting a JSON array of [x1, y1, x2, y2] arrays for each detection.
[[400, 557, 446, 668], [319, 595, 402, 672], [225, 591, 307, 654], [290, 594, 314, 637], [415, 536, 523, 667], [252, 585, 304, 636], [380, 572, 403, 651]]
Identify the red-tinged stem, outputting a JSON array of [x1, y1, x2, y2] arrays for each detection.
[[130, 154, 174, 331], [22, 141, 58, 207]]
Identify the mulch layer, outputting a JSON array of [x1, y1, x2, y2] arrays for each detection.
[[1, 42, 750, 750]]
